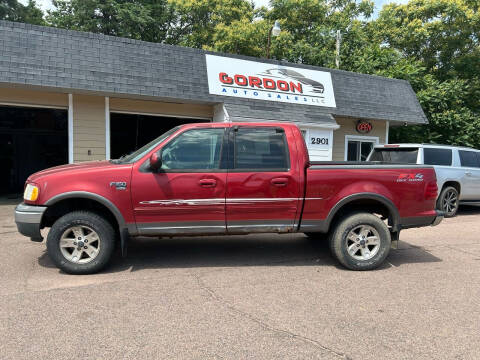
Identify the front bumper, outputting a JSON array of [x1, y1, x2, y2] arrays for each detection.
[[15, 203, 47, 242]]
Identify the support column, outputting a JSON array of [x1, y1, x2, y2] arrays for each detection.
[[68, 94, 73, 163]]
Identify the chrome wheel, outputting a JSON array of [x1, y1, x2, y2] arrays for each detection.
[[345, 225, 381, 261], [59, 225, 100, 264], [442, 189, 458, 215]]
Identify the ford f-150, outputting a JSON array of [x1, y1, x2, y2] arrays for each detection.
[[15, 122, 443, 274]]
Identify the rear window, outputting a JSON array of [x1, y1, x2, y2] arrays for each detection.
[[459, 150, 480, 168], [369, 148, 419, 163], [423, 148, 452, 166], [234, 127, 289, 170]]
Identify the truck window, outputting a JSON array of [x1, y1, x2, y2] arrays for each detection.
[[423, 148, 452, 166], [234, 128, 289, 170], [459, 150, 480, 168], [369, 148, 418, 163], [160, 128, 225, 170]]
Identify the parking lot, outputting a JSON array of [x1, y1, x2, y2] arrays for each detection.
[[1, 201, 480, 360]]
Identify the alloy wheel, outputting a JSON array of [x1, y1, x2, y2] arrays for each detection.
[[345, 225, 381, 261], [59, 225, 101, 264], [442, 189, 458, 215]]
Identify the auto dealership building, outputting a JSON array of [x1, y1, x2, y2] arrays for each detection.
[[0, 20, 428, 194]]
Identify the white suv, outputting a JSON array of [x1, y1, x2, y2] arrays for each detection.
[[368, 144, 480, 217]]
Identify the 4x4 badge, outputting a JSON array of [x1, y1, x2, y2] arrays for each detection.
[[396, 173, 424, 182]]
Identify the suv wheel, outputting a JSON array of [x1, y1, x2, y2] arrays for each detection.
[[47, 211, 116, 274], [329, 212, 391, 271], [437, 186, 459, 218]]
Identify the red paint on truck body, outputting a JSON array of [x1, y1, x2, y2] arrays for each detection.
[[25, 122, 439, 234]]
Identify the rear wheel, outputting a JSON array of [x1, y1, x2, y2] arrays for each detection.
[[329, 213, 391, 271], [437, 186, 459, 218], [47, 211, 116, 274]]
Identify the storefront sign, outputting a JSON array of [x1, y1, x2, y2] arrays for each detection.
[[206, 55, 336, 107], [356, 120, 373, 134]]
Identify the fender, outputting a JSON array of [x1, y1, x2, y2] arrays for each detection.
[[327, 192, 400, 231], [300, 192, 400, 233], [45, 191, 132, 257], [45, 191, 127, 228]]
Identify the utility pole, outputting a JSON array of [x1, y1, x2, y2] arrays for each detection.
[[335, 30, 341, 69]]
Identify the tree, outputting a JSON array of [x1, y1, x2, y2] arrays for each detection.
[[0, 0, 44, 25], [168, 0, 255, 48], [47, 0, 175, 42], [375, 0, 480, 147]]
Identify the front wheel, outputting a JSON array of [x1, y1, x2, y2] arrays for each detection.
[[47, 211, 116, 274], [329, 213, 391, 271], [437, 186, 459, 218]]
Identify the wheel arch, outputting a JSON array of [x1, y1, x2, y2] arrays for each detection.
[[42, 191, 126, 232], [440, 181, 461, 195], [325, 193, 400, 232]]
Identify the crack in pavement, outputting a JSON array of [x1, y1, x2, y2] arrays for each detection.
[[444, 245, 478, 257], [191, 271, 352, 360]]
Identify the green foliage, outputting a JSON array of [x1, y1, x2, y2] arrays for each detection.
[[377, 0, 480, 148], [169, 0, 255, 48], [47, 0, 175, 42], [0, 0, 44, 25]]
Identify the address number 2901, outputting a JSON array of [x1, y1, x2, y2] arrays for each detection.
[[311, 137, 329, 145]]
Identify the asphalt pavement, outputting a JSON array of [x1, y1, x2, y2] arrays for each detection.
[[1, 200, 479, 359]]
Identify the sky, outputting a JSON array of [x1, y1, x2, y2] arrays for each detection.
[[21, 0, 410, 18]]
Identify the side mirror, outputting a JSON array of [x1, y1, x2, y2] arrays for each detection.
[[149, 152, 162, 171]]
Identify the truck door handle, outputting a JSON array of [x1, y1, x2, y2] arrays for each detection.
[[465, 171, 472, 176], [199, 179, 217, 187], [271, 177, 288, 187]]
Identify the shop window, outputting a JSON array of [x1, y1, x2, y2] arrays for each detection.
[[346, 137, 378, 161]]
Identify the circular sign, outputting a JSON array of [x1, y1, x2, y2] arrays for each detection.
[[356, 120, 373, 134]]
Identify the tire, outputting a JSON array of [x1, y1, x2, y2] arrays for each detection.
[[47, 211, 116, 274], [437, 186, 459, 218], [329, 212, 391, 271]]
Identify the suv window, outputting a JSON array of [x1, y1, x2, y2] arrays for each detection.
[[369, 148, 418, 163], [160, 128, 225, 170], [234, 127, 289, 170], [423, 148, 452, 166], [459, 150, 480, 168]]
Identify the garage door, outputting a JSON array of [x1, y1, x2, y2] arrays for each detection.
[[0, 106, 68, 196], [110, 113, 207, 160]]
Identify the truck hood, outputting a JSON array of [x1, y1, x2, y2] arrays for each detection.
[[27, 161, 119, 182]]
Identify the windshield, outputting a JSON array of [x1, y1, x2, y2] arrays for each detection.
[[111, 126, 181, 164], [369, 148, 419, 164]]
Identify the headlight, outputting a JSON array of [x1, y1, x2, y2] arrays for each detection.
[[24, 183, 39, 201]]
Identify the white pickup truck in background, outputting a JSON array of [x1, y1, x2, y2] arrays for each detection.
[[368, 144, 480, 217]]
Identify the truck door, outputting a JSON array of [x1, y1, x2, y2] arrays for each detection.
[[131, 127, 228, 235], [226, 126, 302, 233]]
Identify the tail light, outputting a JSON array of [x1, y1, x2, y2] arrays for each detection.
[[424, 181, 438, 200]]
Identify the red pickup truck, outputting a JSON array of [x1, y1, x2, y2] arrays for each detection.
[[15, 122, 443, 274]]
